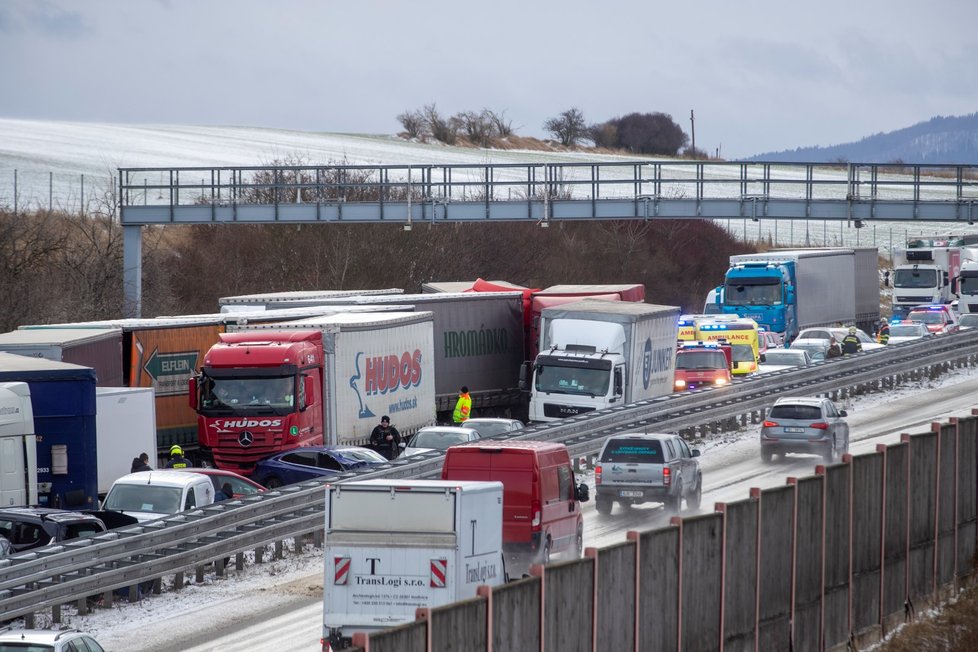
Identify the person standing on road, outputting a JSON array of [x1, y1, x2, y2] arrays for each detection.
[[453, 386, 472, 424], [130, 452, 152, 473], [369, 415, 401, 460], [877, 318, 890, 345], [165, 444, 191, 469], [841, 327, 862, 355]]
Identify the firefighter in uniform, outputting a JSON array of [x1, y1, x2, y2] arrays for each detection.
[[877, 318, 890, 345], [841, 327, 862, 355], [165, 444, 191, 469]]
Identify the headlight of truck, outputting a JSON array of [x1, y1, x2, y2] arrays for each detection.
[[714, 377, 728, 385], [674, 379, 686, 389]]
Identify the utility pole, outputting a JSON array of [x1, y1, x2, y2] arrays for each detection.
[[690, 109, 696, 156]]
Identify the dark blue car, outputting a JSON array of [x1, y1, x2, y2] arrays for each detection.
[[251, 446, 387, 488]]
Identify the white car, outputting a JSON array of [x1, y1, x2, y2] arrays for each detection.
[[0, 629, 106, 652], [958, 313, 978, 330], [786, 337, 832, 362], [757, 348, 813, 373], [796, 326, 884, 351], [456, 417, 524, 438], [400, 426, 482, 457], [886, 321, 935, 344]]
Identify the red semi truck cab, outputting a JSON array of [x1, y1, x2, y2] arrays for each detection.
[[673, 341, 733, 392], [190, 330, 325, 474]]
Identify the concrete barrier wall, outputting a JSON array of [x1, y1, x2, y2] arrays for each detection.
[[430, 596, 486, 652], [543, 558, 593, 652], [852, 452, 883, 637], [822, 463, 851, 648], [360, 416, 978, 652], [596, 541, 636, 652], [793, 475, 825, 652], [908, 432, 938, 603], [681, 513, 723, 651], [491, 576, 540, 652], [882, 442, 909, 627], [639, 526, 680, 652], [937, 422, 959, 589], [721, 498, 758, 652], [758, 485, 794, 650], [957, 418, 977, 583]]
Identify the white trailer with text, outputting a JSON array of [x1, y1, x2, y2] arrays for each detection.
[[322, 479, 505, 651]]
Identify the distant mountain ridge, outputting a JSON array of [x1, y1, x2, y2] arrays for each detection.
[[745, 112, 978, 164]]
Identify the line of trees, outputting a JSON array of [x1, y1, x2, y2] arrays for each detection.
[[398, 105, 705, 157]]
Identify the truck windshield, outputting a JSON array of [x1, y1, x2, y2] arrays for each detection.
[[893, 268, 937, 288], [201, 376, 296, 410], [103, 485, 182, 515], [534, 364, 610, 396], [723, 279, 781, 306], [675, 350, 727, 370], [959, 272, 978, 295]]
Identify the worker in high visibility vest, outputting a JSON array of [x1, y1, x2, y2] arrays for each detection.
[[453, 386, 471, 424]]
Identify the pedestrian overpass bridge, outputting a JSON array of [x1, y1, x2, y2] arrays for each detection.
[[118, 160, 978, 315]]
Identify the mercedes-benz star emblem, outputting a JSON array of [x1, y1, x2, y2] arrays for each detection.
[[238, 431, 254, 447]]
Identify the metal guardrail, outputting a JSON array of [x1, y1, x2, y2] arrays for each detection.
[[2, 333, 977, 622]]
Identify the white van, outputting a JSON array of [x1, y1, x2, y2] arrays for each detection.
[[102, 470, 215, 523]]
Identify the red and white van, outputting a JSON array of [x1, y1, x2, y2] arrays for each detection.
[[441, 440, 589, 575]]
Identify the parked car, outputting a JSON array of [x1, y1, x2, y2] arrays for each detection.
[[906, 304, 959, 334], [786, 337, 832, 362], [0, 629, 106, 652], [401, 425, 482, 457], [958, 313, 978, 330], [760, 396, 849, 463], [757, 348, 813, 373], [886, 321, 935, 344], [188, 468, 267, 498], [0, 508, 109, 555], [457, 417, 524, 438], [758, 328, 782, 355], [795, 326, 883, 351], [102, 470, 216, 523], [251, 446, 387, 488], [0, 629, 105, 652], [594, 433, 702, 515]]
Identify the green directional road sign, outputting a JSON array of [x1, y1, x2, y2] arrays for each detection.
[[142, 348, 199, 397]]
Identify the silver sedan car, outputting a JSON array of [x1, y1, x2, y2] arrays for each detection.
[[760, 396, 849, 463]]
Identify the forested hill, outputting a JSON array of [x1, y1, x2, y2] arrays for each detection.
[[745, 113, 978, 164]]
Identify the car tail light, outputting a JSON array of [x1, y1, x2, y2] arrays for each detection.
[[531, 500, 541, 529], [810, 422, 829, 430], [663, 466, 671, 487], [595, 464, 602, 485], [762, 420, 778, 427]]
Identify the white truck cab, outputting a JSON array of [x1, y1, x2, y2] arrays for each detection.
[[0, 382, 37, 507], [102, 470, 215, 522]]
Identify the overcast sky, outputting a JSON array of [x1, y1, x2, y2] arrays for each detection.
[[1, 0, 975, 160]]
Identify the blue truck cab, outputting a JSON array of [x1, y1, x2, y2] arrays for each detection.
[[715, 260, 797, 341]]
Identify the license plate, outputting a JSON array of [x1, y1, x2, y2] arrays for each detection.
[[619, 490, 643, 498], [784, 427, 805, 434]]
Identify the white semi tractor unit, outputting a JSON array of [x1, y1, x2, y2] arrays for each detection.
[[527, 300, 680, 422]]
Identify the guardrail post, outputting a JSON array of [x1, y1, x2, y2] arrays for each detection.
[[275, 540, 285, 559], [24, 612, 34, 628], [76, 596, 88, 616], [173, 570, 184, 590], [255, 545, 265, 564], [102, 587, 114, 607], [235, 551, 245, 570], [52, 602, 61, 623], [196, 565, 205, 583]]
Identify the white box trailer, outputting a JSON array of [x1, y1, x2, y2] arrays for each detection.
[[322, 479, 505, 649], [96, 387, 157, 495], [0, 382, 37, 507]]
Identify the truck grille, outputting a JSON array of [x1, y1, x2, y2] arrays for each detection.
[[213, 430, 285, 471], [543, 403, 595, 418]]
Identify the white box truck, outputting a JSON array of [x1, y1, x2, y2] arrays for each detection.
[[0, 382, 37, 507], [96, 387, 157, 496], [528, 300, 680, 422], [322, 479, 505, 651]]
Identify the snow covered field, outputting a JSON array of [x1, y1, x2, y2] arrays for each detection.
[[0, 118, 969, 256]]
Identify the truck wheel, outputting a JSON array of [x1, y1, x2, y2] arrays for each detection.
[[264, 476, 283, 489], [688, 476, 702, 510], [595, 498, 612, 515], [667, 484, 682, 513]]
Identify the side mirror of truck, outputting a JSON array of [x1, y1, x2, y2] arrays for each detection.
[[576, 483, 590, 503], [883, 270, 890, 287], [518, 361, 530, 391], [614, 369, 623, 396], [188, 376, 198, 409]]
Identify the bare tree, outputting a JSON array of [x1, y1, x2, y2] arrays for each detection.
[[485, 109, 515, 137], [543, 108, 587, 147], [423, 104, 459, 145], [456, 110, 495, 147], [397, 109, 427, 139]]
